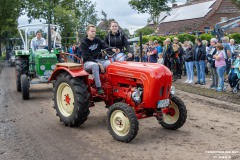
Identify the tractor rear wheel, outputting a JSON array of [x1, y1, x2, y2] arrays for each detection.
[[15, 56, 28, 92], [53, 72, 90, 127], [107, 102, 139, 143], [21, 74, 30, 100], [159, 95, 187, 130]]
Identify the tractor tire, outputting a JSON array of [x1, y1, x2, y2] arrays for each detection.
[[15, 56, 28, 92], [159, 95, 187, 130], [21, 74, 30, 100], [107, 102, 139, 143], [53, 72, 90, 127]]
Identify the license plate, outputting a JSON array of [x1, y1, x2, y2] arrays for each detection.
[[157, 99, 170, 108]]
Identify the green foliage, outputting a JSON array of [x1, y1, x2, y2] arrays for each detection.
[[229, 33, 240, 44], [0, 52, 6, 60], [135, 27, 155, 36], [177, 34, 196, 43], [0, 0, 23, 56], [96, 29, 107, 40], [129, 0, 175, 24], [199, 33, 213, 42], [231, 0, 240, 8], [123, 28, 131, 37], [24, 0, 98, 43], [76, 0, 99, 32], [142, 36, 149, 44]]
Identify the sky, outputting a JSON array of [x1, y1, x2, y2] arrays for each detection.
[[18, 0, 186, 34]]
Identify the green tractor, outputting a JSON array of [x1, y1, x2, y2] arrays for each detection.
[[15, 24, 62, 100]]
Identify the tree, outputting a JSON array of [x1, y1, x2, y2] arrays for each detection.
[[76, 0, 99, 33], [24, 0, 99, 43], [129, 0, 176, 24], [134, 27, 155, 36], [231, 0, 240, 8], [0, 0, 23, 56], [123, 28, 131, 37]]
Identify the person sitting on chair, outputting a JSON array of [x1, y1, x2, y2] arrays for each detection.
[[228, 53, 240, 90], [30, 31, 46, 52], [81, 24, 119, 94]]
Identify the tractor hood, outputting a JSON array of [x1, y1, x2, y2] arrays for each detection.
[[107, 61, 172, 108], [107, 61, 172, 79]]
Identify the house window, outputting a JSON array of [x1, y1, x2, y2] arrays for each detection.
[[204, 27, 210, 33], [221, 17, 228, 22]]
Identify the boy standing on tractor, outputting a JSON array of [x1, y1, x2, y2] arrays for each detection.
[[81, 24, 119, 94]]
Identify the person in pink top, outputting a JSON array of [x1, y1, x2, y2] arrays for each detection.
[[213, 43, 226, 92]]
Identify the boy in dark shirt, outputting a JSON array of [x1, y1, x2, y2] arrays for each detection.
[[81, 24, 118, 94]]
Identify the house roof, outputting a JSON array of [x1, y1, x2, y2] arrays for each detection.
[[159, 0, 216, 23], [157, 0, 229, 34]]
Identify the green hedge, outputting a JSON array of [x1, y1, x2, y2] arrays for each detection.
[[0, 52, 6, 60], [228, 33, 240, 44], [140, 34, 196, 45], [138, 33, 240, 45]]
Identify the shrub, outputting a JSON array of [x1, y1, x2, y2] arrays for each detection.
[[200, 33, 213, 42], [229, 33, 240, 44], [177, 34, 196, 43]]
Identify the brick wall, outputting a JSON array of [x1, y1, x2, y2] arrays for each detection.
[[217, 0, 240, 13]]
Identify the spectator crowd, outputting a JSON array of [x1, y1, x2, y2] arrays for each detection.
[[132, 36, 240, 93]]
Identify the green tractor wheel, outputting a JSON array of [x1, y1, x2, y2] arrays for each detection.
[[15, 56, 28, 92], [21, 74, 30, 100]]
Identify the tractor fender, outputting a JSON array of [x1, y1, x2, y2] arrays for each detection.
[[49, 67, 89, 81]]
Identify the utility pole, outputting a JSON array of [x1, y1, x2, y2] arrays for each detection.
[[139, 31, 143, 62]]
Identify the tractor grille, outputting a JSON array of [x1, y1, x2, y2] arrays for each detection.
[[39, 58, 56, 64], [159, 85, 170, 97]]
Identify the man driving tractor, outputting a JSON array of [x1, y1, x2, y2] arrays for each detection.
[[80, 24, 119, 94], [30, 30, 46, 52]]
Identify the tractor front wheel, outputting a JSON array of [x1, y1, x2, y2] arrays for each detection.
[[21, 74, 30, 100], [53, 72, 90, 127], [107, 102, 139, 143], [159, 95, 187, 130]]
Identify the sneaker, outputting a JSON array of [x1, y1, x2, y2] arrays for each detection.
[[200, 82, 206, 85], [188, 80, 193, 84], [97, 87, 104, 94], [216, 87, 222, 92], [184, 80, 189, 83], [195, 81, 200, 84]]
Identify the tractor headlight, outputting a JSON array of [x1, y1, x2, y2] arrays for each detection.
[[51, 64, 56, 70], [131, 88, 143, 104], [170, 86, 175, 95], [40, 65, 46, 71]]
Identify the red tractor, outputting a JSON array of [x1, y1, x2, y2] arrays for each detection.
[[49, 52, 187, 143]]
